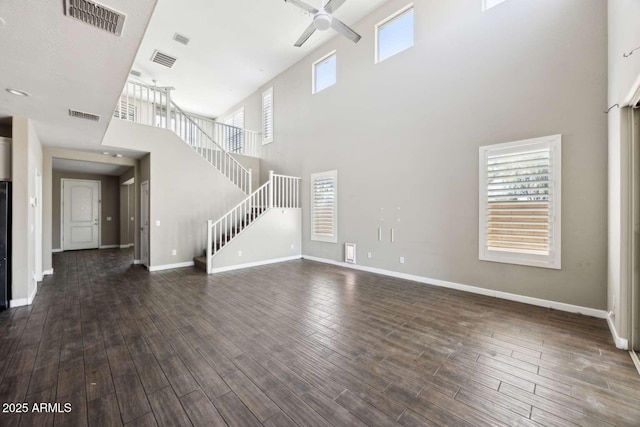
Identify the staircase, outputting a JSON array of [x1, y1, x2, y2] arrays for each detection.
[[114, 80, 261, 194], [195, 171, 301, 273]]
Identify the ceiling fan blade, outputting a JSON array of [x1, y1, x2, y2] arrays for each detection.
[[324, 0, 346, 14], [284, 0, 318, 15], [294, 23, 317, 47], [331, 17, 361, 44]]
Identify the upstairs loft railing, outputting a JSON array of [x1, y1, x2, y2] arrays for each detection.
[[113, 81, 262, 193]]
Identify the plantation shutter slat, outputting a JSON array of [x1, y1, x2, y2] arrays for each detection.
[[485, 147, 553, 255]]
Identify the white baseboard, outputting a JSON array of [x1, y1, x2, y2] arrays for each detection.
[[120, 244, 134, 249], [43, 269, 54, 276], [100, 245, 120, 249], [133, 259, 142, 265], [10, 284, 38, 308], [209, 255, 302, 274], [302, 255, 608, 320], [630, 351, 640, 375], [148, 261, 195, 272], [52, 248, 62, 253], [607, 311, 629, 350]]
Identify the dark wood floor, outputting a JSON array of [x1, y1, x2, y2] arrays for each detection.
[[0, 249, 639, 426]]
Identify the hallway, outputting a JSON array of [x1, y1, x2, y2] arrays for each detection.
[[0, 249, 639, 426]]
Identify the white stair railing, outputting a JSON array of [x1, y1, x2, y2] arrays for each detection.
[[114, 80, 255, 194], [211, 122, 262, 158], [206, 171, 301, 273]]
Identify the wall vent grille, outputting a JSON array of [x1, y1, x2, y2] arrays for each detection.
[[151, 50, 177, 68], [64, 0, 126, 36], [69, 109, 101, 121], [173, 33, 190, 45], [130, 70, 142, 77]]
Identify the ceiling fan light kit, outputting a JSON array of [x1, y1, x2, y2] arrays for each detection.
[[285, 0, 361, 47]]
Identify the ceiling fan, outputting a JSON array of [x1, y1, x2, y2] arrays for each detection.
[[284, 0, 362, 47]]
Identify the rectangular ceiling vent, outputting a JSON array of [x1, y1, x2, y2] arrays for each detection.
[[64, 0, 126, 36], [173, 33, 190, 46], [129, 69, 142, 77], [69, 109, 101, 122], [151, 50, 177, 68]]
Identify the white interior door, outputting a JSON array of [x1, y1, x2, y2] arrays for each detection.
[[62, 179, 100, 251], [140, 181, 150, 267]]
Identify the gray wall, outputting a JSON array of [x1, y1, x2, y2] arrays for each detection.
[[607, 0, 640, 339], [103, 120, 246, 267], [52, 171, 121, 249], [210, 208, 302, 271], [222, 0, 608, 309], [11, 117, 42, 302]]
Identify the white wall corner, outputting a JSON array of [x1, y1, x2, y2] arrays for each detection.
[[607, 311, 629, 350], [302, 255, 609, 320]]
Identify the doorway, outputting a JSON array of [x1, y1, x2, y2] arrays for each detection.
[[62, 179, 100, 251], [140, 180, 150, 268]]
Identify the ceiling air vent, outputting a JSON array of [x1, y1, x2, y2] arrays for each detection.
[[151, 50, 177, 68], [173, 33, 190, 46], [64, 0, 126, 36], [130, 70, 142, 77], [69, 109, 101, 121]]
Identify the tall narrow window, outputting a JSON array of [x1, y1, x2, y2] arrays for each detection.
[[224, 107, 244, 153], [311, 170, 338, 243], [375, 4, 414, 63], [262, 87, 274, 144], [479, 135, 562, 269], [313, 51, 337, 94], [482, 0, 508, 11]]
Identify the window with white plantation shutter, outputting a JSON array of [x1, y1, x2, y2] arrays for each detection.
[[262, 87, 274, 144], [311, 170, 338, 243], [479, 135, 561, 269]]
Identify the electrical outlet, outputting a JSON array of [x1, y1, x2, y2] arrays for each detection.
[[106, 216, 112, 221], [238, 250, 242, 257], [290, 244, 295, 249], [400, 256, 405, 264], [172, 249, 176, 256], [155, 220, 161, 227], [367, 252, 372, 259], [131, 217, 134, 221]]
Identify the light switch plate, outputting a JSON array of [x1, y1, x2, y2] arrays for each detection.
[[155, 220, 161, 227]]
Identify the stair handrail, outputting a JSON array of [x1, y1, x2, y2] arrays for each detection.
[[206, 171, 301, 273]]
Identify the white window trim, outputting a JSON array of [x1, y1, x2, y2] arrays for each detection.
[[482, 0, 508, 11], [312, 50, 337, 95], [478, 134, 562, 270], [374, 3, 415, 64], [262, 87, 274, 145], [311, 170, 338, 243]]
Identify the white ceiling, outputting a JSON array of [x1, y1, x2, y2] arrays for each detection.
[[0, 0, 157, 151], [131, 0, 389, 117], [52, 158, 132, 176]]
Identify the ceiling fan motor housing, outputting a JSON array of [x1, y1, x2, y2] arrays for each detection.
[[313, 13, 332, 31]]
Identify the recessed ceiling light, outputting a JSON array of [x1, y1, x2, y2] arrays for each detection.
[[102, 152, 111, 155], [6, 88, 30, 97]]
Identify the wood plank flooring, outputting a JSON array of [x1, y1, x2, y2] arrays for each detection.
[[0, 248, 638, 426]]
